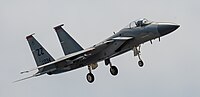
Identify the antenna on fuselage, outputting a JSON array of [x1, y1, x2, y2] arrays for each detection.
[[150, 40, 152, 44]]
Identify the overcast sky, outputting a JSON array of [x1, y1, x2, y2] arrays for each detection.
[[1, 0, 200, 97]]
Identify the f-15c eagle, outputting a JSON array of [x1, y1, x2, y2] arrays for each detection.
[[15, 18, 180, 83]]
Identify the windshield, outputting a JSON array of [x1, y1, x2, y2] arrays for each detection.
[[125, 18, 152, 28]]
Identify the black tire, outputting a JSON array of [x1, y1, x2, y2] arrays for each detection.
[[138, 60, 144, 67], [47, 72, 52, 75], [86, 73, 95, 83], [110, 66, 118, 76]]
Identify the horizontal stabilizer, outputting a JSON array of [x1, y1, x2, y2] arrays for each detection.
[[13, 75, 36, 83]]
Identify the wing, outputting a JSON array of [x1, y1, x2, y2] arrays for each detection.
[[14, 67, 57, 83], [20, 47, 95, 74], [18, 36, 133, 82]]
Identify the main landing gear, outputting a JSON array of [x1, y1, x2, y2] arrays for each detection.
[[133, 45, 144, 67], [105, 59, 118, 76], [138, 53, 144, 67], [86, 65, 95, 83], [86, 59, 118, 83]]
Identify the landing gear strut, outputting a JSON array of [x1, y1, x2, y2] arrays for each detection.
[[86, 65, 95, 83], [133, 45, 144, 67], [105, 59, 118, 76], [137, 52, 144, 67]]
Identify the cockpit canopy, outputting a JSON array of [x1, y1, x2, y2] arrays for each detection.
[[125, 18, 152, 28]]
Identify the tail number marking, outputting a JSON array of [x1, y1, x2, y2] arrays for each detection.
[[36, 48, 44, 56]]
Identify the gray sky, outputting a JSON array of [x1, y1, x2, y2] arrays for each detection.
[[1, 0, 200, 97]]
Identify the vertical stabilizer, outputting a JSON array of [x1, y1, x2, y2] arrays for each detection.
[[26, 34, 55, 71], [54, 24, 83, 55]]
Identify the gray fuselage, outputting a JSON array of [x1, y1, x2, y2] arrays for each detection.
[[52, 23, 163, 74], [51, 18, 180, 75]]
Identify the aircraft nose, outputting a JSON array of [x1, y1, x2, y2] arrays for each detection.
[[157, 23, 180, 36]]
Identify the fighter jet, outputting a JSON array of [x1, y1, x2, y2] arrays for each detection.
[[15, 18, 180, 83]]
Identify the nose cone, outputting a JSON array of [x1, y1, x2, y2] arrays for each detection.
[[157, 23, 180, 36]]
